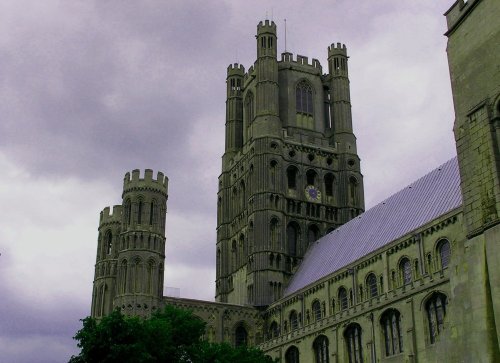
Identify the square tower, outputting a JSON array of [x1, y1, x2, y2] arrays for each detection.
[[216, 21, 365, 307]]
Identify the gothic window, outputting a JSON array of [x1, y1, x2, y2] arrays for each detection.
[[269, 321, 279, 339], [287, 165, 299, 189], [366, 273, 378, 298], [344, 323, 363, 363], [313, 335, 329, 363], [307, 225, 320, 246], [426, 292, 447, 344], [290, 310, 299, 330], [239, 234, 245, 266], [270, 218, 279, 249], [124, 199, 132, 225], [149, 200, 157, 226], [133, 258, 142, 293], [245, 92, 254, 124], [324, 173, 334, 197], [381, 309, 403, 356], [437, 239, 451, 269], [400, 258, 412, 285], [216, 248, 221, 276], [137, 200, 143, 224], [235, 324, 248, 346], [105, 230, 113, 255], [240, 180, 246, 210], [348, 176, 358, 205], [296, 81, 313, 115], [287, 222, 300, 257], [121, 260, 128, 293], [231, 240, 237, 269], [312, 300, 322, 321], [338, 287, 348, 310], [306, 169, 317, 186], [146, 260, 155, 294], [285, 346, 300, 363]]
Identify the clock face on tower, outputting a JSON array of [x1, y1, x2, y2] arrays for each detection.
[[305, 185, 321, 202]]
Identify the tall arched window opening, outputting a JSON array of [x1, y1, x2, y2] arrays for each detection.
[[381, 309, 403, 356], [400, 258, 412, 285], [437, 239, 451, 269], [105, 231, 113, 255], [245, 92, 254, 125], [366, 273, 378, 298], [296, 81, 313, 115], [285, 346, 300, 363], [348, 177, 358, 205], [426, 292, 447, 344], [287, 165, 299, 190], [338, 287, 348, 310], [235, 324, 248, 346], [269, 321, 279, 339], [270, 218, 279, 250], [306, 169, 317, 186], [324, 173, 334, 197], [290, 310, 299, 330], [287, 222, 300, 257], [313, 335, 329, 363], [312, 300, 322, 321], [307, 225, 320, 247], [137, 200, 143, 224], [344, 323, 363, 363]]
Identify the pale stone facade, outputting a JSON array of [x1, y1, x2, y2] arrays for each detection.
[[91, 0, 500, 361]]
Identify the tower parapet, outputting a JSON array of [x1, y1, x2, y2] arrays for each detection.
[[123, 169, 168, 197]]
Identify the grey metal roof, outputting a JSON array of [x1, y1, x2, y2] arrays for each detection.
[[284, 157, 462, 296]]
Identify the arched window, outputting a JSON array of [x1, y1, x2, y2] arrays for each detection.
[[245, 92, 254, 125], [287, 165, 299, 190], [426, 292, 447, 344], [307, 225, 320, 246], [124, 200, 132, 225], [366, 273, 378, 298], [105, 230, 113, 255], [338, 287, 348, 310], [269, 321, 279, 339], [306, 169, 317, 186], [381, 309, 403, 356], [149, 200, 157, 226], [296, 81, 313, 115], [146, 260, 156, 294], [437, 239, 451, 269], [348, 176, 358, 205], [287, 222, 300, 257], [120, 260, 128, 293], [231, 240, 237, 269], [313, 335, 329, 363], [312, 300, 322, 321], [240, 180, 246, 210], [235, 324, 248, 346], [133, 258, 142, 293], [399, 258, 412, 285], [290, 310, 299, 330], [270, 218, 279, 249], [137, 200, 143, 224], [285, 346, 300, 363], [216, 248, 221, 276], [344, 323, 363, 363], [324, 173, 334, 197]]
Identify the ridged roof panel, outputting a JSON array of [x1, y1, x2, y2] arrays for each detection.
[[284, 157, 462, 296]]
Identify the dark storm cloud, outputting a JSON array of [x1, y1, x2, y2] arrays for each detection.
[[0, 0, 228, 183]]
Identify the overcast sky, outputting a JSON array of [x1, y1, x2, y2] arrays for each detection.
[[0, 1, 457, 362]]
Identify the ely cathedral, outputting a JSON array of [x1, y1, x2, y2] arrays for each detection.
[[91, 0, 500, 362]]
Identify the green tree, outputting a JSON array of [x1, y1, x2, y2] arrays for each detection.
[[69, 306, 275, 363]]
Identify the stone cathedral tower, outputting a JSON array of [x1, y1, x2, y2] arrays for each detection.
[[216, 21, 365, 307], [91, 169, 168, 318]]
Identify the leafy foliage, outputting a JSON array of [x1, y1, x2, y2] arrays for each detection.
[[69, 305, 275, 363]]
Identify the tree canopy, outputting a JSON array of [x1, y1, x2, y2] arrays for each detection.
[[69, 306, 275, 363]]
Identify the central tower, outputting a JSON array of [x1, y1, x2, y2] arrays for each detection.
[[216, 21, 364, 307]]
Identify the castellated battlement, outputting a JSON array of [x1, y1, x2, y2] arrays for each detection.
[[99, 205, 123, 224], [227, 63, 245, 76], [123, 169, 168, 196], [257, 19, 276, 34], [328, 42, 348, 57], [280, 52, 323, 72]]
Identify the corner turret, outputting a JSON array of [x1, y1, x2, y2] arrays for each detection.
[[225, 63, 245, 156]]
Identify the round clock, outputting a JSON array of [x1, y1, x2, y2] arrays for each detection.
[[305, 185, 321, 202]]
